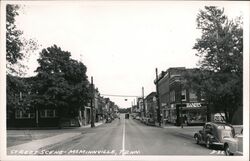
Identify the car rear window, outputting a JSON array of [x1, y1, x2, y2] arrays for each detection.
[[221, 130, 234, 138]]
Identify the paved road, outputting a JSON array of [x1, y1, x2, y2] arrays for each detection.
[[29, 114, 225, 155]]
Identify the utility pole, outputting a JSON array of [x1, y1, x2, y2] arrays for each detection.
[[131, 101, 133, 113], [142, 87, 146, 117], [90, 76, 95, 128], [155, 68, 161, 126], [180, 78, 183, 128]]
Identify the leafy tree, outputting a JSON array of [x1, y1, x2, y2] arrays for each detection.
[[6, 4, 39, 123], [33, 45, 90, 120], [6, 4, 39, 76], [187, 6, 243, 123], [6, 75, 35, 120], [6, 4, 23, 69]]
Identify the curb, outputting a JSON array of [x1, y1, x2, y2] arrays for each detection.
[[7, 121, 106, 130]]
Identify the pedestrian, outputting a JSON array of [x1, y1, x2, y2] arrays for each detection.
[[184, 115, 187, 124], [180, 117, 183, 128]]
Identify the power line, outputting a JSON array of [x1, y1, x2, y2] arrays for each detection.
[[100, 94, 140, 98]]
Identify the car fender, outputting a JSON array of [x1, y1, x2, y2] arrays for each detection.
[[206, 133, 215, 140], [194, 133, 201, 140], [223, 138, 238, 153]]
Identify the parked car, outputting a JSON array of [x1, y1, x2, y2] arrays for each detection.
[[145, 117, 155, 126], [223, 128, 243, 156], [194, 122, 235, 149], [106, 117, 112, 123], [140, 117, 147, 123], [135, 116, 140, 120]]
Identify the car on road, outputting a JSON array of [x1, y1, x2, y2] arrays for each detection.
[[125, 113, 129, 119], [145, 117, 155, 126], [140, 117, 147, 123], [194, 122, 235, 149], [106, 117, 112, 123], [223, 128, 243, 156], [135, 116, 140, 120]]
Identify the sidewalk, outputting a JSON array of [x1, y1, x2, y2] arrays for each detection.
[[162, 124, 243, 139], [7, 132, 81, 153], [7, 121, 105, 153], [162, 124, 203, 129], [79, 121, 105, 129]]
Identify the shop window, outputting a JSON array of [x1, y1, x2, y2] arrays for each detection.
[[15, 110, 35, 119]]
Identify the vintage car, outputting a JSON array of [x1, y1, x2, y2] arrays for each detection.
[[125, 113, 130, 119], [223, 128, 243, 156], [194, 122, 235, 149], [145, 117, 155, 126], [135, 116, 140, 120], [105, 117, 112, 123]]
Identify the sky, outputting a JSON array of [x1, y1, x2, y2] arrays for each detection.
[[13, 1, 246, 108]]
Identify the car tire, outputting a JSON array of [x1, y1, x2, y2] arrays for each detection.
[[206, 138, 211, 149], [224, 144, 233, 156], [194, 135, 199, 144]]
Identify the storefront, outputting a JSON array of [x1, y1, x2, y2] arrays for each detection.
[[168, 102, 207, 125]]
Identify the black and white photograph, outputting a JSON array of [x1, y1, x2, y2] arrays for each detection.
[[0, 0, 249, 161]]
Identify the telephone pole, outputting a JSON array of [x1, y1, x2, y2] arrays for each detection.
[[142, 87, 146, 117], [155, 68, 161, 126], [90, 76, 95, 128]]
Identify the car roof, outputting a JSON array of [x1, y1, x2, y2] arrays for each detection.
[[206, 122, 233, 127]]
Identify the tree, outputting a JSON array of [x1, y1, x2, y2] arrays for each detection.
[[188, 6, 243, 123], [6, 4, 38, 76], [33, 45, 90, 121], [6, 4, 39, 124]]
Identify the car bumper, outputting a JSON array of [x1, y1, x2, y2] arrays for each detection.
[[211, 142, 224, 146], [234, 151, 243, 156]]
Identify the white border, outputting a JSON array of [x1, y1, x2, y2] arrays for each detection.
[[0, 1, 249, 161]]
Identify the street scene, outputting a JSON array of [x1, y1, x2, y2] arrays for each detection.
[[1, 1, 248, 160], [7, 114, 243, 155]]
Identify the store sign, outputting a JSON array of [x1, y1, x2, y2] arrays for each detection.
[[186, 103, 201, 108]]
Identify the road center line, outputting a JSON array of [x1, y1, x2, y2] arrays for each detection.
[[122, 117, 125, 155]]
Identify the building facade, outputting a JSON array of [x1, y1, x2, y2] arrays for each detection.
[[145, 92, 157, 121], [156, 67, 207, 126], [7, 76, 117, 128]]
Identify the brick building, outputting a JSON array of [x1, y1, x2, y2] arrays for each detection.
[[155, 67, 207, 126]]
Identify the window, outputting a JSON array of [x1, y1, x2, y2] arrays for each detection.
[[181, 89, 186, 101], [15, 110, 35, 119], [15, 110, 21, 119], [170, 90, 175, 102], [40, 109, 57, 118], [40, 110, 46, 118], [47, 110, 54, 117], [201, 91, 206, 101], [189, 90, 198, 102]]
